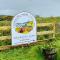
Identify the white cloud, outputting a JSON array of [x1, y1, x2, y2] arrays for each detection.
[[0, 0, 59, 16]]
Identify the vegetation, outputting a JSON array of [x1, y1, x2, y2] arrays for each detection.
[[0, 15, 60, 60]]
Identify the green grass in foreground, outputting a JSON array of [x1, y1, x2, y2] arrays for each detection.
[[0, 42, 60, 60], [0, 45, 44, 60], [0, 35, 60, 60], [0, 16, 60, 60]]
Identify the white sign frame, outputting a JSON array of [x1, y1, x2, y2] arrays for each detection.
[[11, 12, 37, 45]]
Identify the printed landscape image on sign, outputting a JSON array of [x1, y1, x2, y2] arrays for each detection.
[[12, 12, 37, 45]]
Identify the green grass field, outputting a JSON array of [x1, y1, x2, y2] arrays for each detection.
[[0, 16, 60, 60], [0, 45, 45, 60]]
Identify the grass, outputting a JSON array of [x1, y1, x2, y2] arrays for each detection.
[[0, 16, 60, 60], [0, 39, 60, 60], [0, 45, 44, 60], [0, 21, 11, 26]]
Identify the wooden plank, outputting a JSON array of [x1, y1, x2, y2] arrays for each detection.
[[37, 23, 53, 27], [0, 26, 11, 31], [53, 23, 55, 38], [0, 36, 11, 41], [0, 45, 11, 50], [37, 30, 54, 35], [0, 40, 46, 50], [0, 23, 54, 31], [0, 30, 55, 41]]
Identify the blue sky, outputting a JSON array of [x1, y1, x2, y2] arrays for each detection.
[[0, 0, 60, 17]]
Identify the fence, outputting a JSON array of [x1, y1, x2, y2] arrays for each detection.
[[0, 23, 55, 50]]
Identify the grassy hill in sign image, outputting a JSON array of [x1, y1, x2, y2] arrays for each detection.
[[15, 21, 34, 34]]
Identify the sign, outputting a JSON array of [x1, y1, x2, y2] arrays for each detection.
[[12, 12, 37, 45]]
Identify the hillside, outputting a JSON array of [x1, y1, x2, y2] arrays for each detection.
[[0, 15, 60, 60]]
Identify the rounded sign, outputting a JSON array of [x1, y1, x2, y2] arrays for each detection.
[[12, 12, 36, 45]]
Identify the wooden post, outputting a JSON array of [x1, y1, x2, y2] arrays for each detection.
[[53, 23, 55, 38]]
